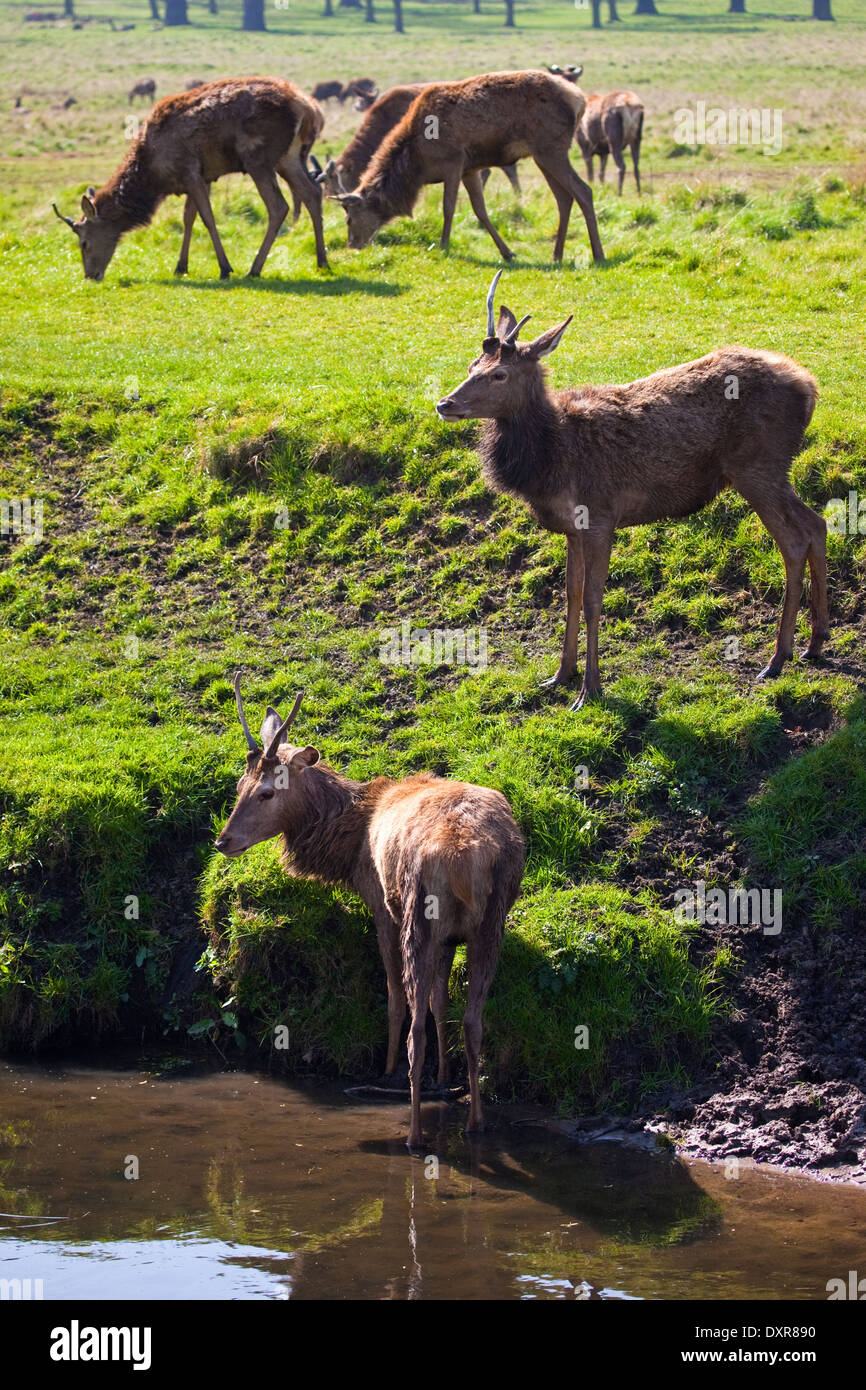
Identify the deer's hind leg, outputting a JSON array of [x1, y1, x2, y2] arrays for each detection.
[[737, 480, 817, 679], [537, 166, 573, 264], [430, 939, 457, 1087], [533, 149, 604, 262], [277, 152, 329, 269], [374, 909, 406, 1077], [462, 170, 514, 261]]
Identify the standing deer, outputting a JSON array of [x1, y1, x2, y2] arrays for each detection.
[[52, 77, 327, 280], [128, 77, 156, 104], [315, 83, 520, 199], [312, 80, 346, 103], [337, 70, 604, 263], [436, 273, 828, 708], [576, 90, 644, 194], [215, 676, 524, 1150]]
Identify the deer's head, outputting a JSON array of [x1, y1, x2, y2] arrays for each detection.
[[52, 189, 121, 281], [214, 675, 320, 858], [436, 270, 573, 422], [315, 157, 347, 198], [337, 188, 383, 249]]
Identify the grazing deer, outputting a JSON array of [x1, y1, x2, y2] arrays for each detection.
[[312, 80, 345, 103], [436, 273, 828, 708], [53, 77, 327, 280], [337, 70, 604, 263], [315, 83, 521, 199], [128, 78, 156, 105], [342, 76, 378, 106], [576, 90, 644, 194], [215, 676, 524, 1150]]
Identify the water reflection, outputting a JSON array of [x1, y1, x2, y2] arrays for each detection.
[[1, 1060, 863, 1300]]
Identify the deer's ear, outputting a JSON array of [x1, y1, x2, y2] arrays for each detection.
[[289, 744, 320, 769], [496, 304, 518, 339], [81, 193, 97, 220], [526, 315, 573, 360], [260, 706, 286, 748]]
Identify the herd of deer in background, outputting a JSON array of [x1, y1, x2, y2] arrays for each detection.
[[47, 62, 830, 1150]]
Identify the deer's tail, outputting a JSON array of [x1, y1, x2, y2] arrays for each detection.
[[399, 868, 428, 995]]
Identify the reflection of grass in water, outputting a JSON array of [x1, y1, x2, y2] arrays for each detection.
[[293, 1199, 385, 1255]]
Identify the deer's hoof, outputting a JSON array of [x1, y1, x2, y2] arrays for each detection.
[[757, 661, 783, 681], [173, 264, 187, 277], [540, 671, 574, 690], [219, 266, 233, 280], [569, 686, 601, 712]]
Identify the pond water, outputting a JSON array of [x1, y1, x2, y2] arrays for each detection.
[[1, 1060, 864, 1301]]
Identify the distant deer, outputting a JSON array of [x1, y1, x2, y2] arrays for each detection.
[[546, 63, 583, 82], [128, 78, 156, 104], [342, 76, 378, 105], [53, 77, 328, 280], [436, 273, 828, 707], [576, 90, 644, 194], [312, 80, 345, 103], [315, 83, 520, 199], [215, 676, 524, 1150], [337, 70, 604, 263]]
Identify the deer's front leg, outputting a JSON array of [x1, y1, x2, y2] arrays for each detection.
[[541, 532, 585, 688], [570, 527, 612, 712]]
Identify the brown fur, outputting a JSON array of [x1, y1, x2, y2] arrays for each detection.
[[576, 90, 644, 194], [320, 83, 520, 197], [312, 80, 345, 103], [339, 70, 604, 263], [56, 77, 328, 280], [216, 693, 525, 1150], [437, 298, 829, 706]]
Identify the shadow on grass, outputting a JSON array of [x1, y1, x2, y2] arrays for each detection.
[[155, 274, 407, 297]]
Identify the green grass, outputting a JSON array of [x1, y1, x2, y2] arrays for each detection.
[[1, 0, 865, 1110]]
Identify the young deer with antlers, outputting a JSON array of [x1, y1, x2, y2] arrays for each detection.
[[215, 676, 524, 1150], [436, 273, 828, 708]]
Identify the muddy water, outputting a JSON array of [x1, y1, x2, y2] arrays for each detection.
[[1, 1060, 864, 1300]]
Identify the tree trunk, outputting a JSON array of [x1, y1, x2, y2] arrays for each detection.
[[323, 0, 333, 13], [164, 0, 189, 24], [149, 0, 160, 18], [242, 0, 266, 29], [591, 0, 601, 24], [473, 0, 480, 10], [813, 0, 833, 17], [64, 0, 74, 16], [504, 0, 515, 26], [728, 0, 745, 11], [634, 0, 658, 12], [393, 0, 403, 29], [608, 0, 620, 18], [208, 0, 217, 13]]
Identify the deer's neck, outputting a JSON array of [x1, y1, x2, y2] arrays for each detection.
[[279, 767, 382, 887], [363, 135, 422, 218], [97, 147, 164, 230], [479, 394, 569, 502]]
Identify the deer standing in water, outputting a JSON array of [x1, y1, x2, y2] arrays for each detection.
[[53, 77, 327, 279], [436, 273, 828, 708], [215, 676, 524, 1150]]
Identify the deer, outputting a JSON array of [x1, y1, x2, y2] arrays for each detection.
[[128, 78, 156, 105], [435, 273, 829, 709], [336, 70, 604, 264], [546, 63, 583, 82], [576, 90, 644, 194], [215, 675, 524, 1151], [53, 78, 328, 280], [312, 80, 345, 103], [342, 76, 378, 106], [314, 83, 521, 200]]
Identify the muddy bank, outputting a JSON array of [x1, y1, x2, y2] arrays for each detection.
[[642, 918, 866, 1183]]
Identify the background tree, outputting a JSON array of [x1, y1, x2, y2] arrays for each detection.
[[365, 0, 375, 20], [728, 0, 745, 12], [242, 0, 265, 29], [634, 0, 658, 13], [64, 0, 74, 16], [164, 0, 189, 24], [208, 0, 217, 13], [591, 0, 602, 25], [813, 0, 833, 17], [504, 0, 515, 26], [323, 0, 333, 13], [149, 0, 160, 17], [608, 1, 620, 18], [393, 0, 403, 30]]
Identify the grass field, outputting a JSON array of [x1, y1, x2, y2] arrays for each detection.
[[1, 0, 865, 1116]]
